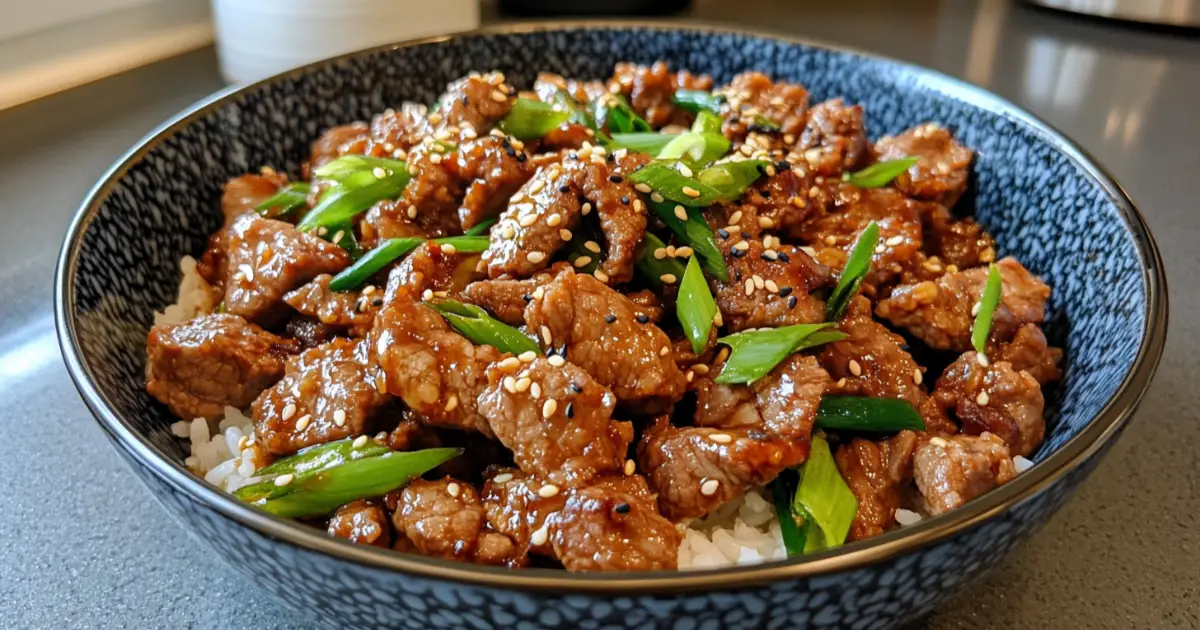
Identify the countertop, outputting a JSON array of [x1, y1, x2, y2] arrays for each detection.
[[1, 1, 1196, 628]]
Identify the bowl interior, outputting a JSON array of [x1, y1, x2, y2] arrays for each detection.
[[63, 24, 1148, 550]]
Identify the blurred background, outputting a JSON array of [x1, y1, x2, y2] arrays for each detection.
[[0, 1, 1196, 629]]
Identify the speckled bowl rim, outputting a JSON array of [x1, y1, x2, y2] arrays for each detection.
[[56, 20, 1167, 594]]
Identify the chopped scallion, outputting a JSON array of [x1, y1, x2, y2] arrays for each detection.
[[825, 221, 880, 321], [691, 110, 724, 136], [677, 256, 717, 354], [464, 216, 498, 237], [715, 324, 846, 384], [499, 98, 571, 140], [673, 89, 726, 114], [647, 201, 729, 282], [313, 155, 408, 182], [971, 262, 1003, 354], [296, 167, 410, 233], [255, 182, 311, 218], [793, 433, 857, 551], [635, 232, 686, 287], [842, 157, 919, 188], [593, 94, 651, 134], [427, 299, 542, 356], [815, 396, 927, 432]]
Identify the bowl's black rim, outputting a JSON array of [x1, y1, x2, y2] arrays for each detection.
[[55, 20, 1167, 594]]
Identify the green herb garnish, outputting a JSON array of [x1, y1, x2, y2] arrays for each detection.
[[825, 221, 880, 321], [677, 256, 718, 354], [971, 262, 1003, 354], [842, 157, 919, 188], [427, 299, 541, 356], [715, 324, 846, 384]]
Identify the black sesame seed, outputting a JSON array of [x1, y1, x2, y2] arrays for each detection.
[[604, 314, 617, 323], [461, 95, 470, 105], [372, 298, 384, 306], [565, 403, 574, 419], [778, 286, 793, 297], [558, 185, 570, 193], [606, 153, 616, 163], [735, 270, 743, 281], [570, 382, 584, 394], [504, 146, 516, 157], [613, 503, 631, 514], [522, 293, 532, 303], [569, 152, 578, 160], [777, 252, 791, 263], [717, 228, 730, 239], [759, 252, 774, 261], [731, 248, 747, 258], [609, 174, 622, 183], [636, 313, 649, 324], [516, 154, 527, 163], [776, 160, 790, 171], [787, 295, 798, 309]]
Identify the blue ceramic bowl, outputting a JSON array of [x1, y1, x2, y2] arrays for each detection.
[[55, 22, 1166, 629]]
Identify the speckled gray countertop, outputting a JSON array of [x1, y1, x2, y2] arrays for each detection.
[[1, 1, 1196, 628]]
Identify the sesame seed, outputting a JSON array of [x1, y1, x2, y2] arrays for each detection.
[[584, 240, 602, 253], [573, 256, 593, 268], [536, 483, 561, 499], [700, 478, 720, 496], [430, 153, 443, 165], [547, 213, 562, 227], [762, 249, 779, 261], [594, 269, 610, 283], [681, 186, 701, 198], [274, 474, 295, 486], [678, 164, 694, 177], [930, 436, 948, 447], [542, 399, 558, 418], [527, 251, 546, 264], [971, 302, 982, 316], [558, 229, 573, 241], [660, 345, 670, 356], [518, 214, 537, 228], [728, 211, 744, 225], [518, 351, 538, 362], [441, 243, 457, 255], [533, 287, 545, 300], [765, 279, 779, 293], [497, 357, 521, 370], [490, 90, 508, 102], [653, 247, 667, 260], [333, 409, 347, 426], [281, 403, 296, 422], [673, 205, 689, 221], [744, 278, 755, 296], [734, 240, 750, 251], [421, 289, 434, 301], [914, 369, 924, 385], [976, 353, 990, 368], [446, 482, 461, 498], [752, 275, 765, 290], [530, 524, 549, 546], [660, 273, 677, 284], [636, 313, 649, 324], [976, 391, 990, 406], [885, 235, 904, 247], [848, 359, 863, 377], [529, 180, 546, 194], [503, 376, 517, 393], [581, 202, 592, 215], [540, 325, 553, 345], [709, 433, 733, 444], [604, 314, 617, 324], [444, 394, 459, 412], [352, 435, 369, 448], [515, 377, 531, 393], [675, 246, 694, 258], [493, 473, 514, 483], [650, 192, 665, 203], [237, 264, 255, 282], [547, 354, 565, 367], [530, 382, 541, 399], [295, 415, 311, 431], [629, 182, 652, 194], [624, 459, 636, 475]]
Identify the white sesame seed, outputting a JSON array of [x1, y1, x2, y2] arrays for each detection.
[[518, 214, 537, 228], [650, 192, 664, 203], [503, 376, 518, 393], [874, 244, 887, 254], [848, 359, 863, 377], [444, 394, 459, 412], [441, 243, 458, 255], [976, 391, 990, 406], [976, 353, 990, 368], [758, 216, 775, 229], [653, 248, 667, 260], [584, 240, 602, 253], [971, 302, 982, 316], [530, 382, 542, 399], [765, 279, 779, 293], [542, 399, 558, 418], [660, 345, 670, 356], [514, 377, 531, 393], [333, 409, 347, 426], [823, 235, 837, 246], [371, 166, 388, 179], [527, 251, 546, 264], [281, 403, 296, 422], [594, 269, 610, 283], [274, 473, 295, 487], [238, 264, 255, 282], [673, 205, 689, 221], [447, 482, 461, 498], [733, 240, 750, 251], [490, 90, 508, 102], [659, 273, 677, 284], [539, 325, 553, 346], [624, 459, 636, 475], [530, 524, 549, 546], [430, 153, 443, 165], [752, 275, 765, 290], [533, 286, 545, 300], [678, 164, 694, 177], [558, 229, 573, 241], [744, 278, 755, 296], [581, 202, 592, 215], [634, 183, 652, 193], [728, 210, 743, 225], [295, 415, 311, 431], [518, 351, 537, 363], [913, 369, 924, 385], [682, 186, 701, 198], [573, 256, 592, 268], [886, 235, 905, 247], [497, 357, 521, 370], [538, 484, 560, 498], [700, 478, 720, 496], [501, 224, 515, 239], [494, 472, 514, 483], [421, 289, 434, 301], [545, 213, 563, 227], [708, 433, 733, 444]]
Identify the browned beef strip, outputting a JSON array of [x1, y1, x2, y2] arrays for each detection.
[[435, 72, 516, 134], [359, 199, 444, 249], [370, 293, 500, 435], [370, 102, 433, 153], [146, 314, 297, 420], [934, 351, 1046, 457], [993, 324, 1062, 385], [721, 71, 809, 138], [485, 150, 648, 284], [461, 268, 560, 326], [222, 214, 350, 325], [283, 274, 380, 337], [875, 257, 1050, 352], [795, 98, 869, 177], [482, 468, 564, 558], [394, 140, 469, 237], [285, 317, 338, 350], [874, 122, 973, 207], [624, 289, 665, 323], [534, 72, 607, 105], [710, 235, 829, 332], [801, 186, 926, 291], [921, 203, 996, 270], [820, 296, 956, 433], [445, 135, 534, 231], [607, 62, 712, 128], [252, 338, 388, 455], [392, 477, 524, 567], [524, 268, 686, 407], [221, 172, 287, 226], [327, 499, 391, 547], [383, 241, 478, 302], [834, 430, 919, 541], [309, 123, 370, 170], [639, 355, 829, 520], [913, 433, 1015, 515], [711, 166, 827, 244], [478, 357, 633, 486]]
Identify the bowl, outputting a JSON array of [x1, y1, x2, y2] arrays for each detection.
[[55, 22, 1167, 629]]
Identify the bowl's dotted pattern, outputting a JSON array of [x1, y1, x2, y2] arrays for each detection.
[[69, 26, 1147, 629]]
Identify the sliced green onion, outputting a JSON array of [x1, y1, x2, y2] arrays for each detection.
[[428, 299, 541, 356], [657, 132, 730, 165], [691, 110, 724, 136], [635, 232, 686, 287], [296, 168, 410, 233], [842, 157, 919, 188], [255, 182, 311, 218], [550, 90, 610, 144], [793, 433, 857, 551], [972, 262, 1003, 354], [594, 94, 651, 134], [628, 160, 767, 207], [815, 396, 927, 432], [254, 438, 390, 481], [677, 256, 717, 354], [237, 448, 462, 518], [825, 220, 880, 321], [771, 473, 809, 557], [499, 98, 570, 140], [464, 217, 498, 237], [695, 160, 770, 200], [673, 89, 726, 114], [326, 220, 363, 261], [313, 155, 408, 182], [715, 324, 847, 384], [647, 201, 729, 282], [328, 235, 487, 291], [608, 132, 677, 155]]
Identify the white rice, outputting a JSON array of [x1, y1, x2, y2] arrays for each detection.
[[677, 488, 786, 569], [171, 406, 262, 492], [154, 255, 217, 326]]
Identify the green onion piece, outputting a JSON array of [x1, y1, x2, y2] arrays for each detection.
[[971, 262, 1003, 354], [695, 160, 770, 201], [715, 324, 847, 384], [256, 182, 311, 218], [691, 110, 724, 136], [254, 438, 390, 481], [434, 235, 490, 253], [793, 433, 857, 550], [608, 132, 677, 155], [771, 474, 809, 557], [313, 155, 408, 182], [657, 133, 730, 166], [647, 201, 729, 282], [427, 299, 542, 356], [825, 220, 880, 321], [677, 256, 717, 354], [328, 237, 423, 291], [551, 90, 610, 144], [673, 89, 726, 114], [464, 216, 498, 237], [499, 98, 571, 140], [814, 396, 927, 432], [240, 448, 462, 518], [594, 94, 651, 134], [326, 220, 363, 261], [297, 168, 410, 233], [626, 162, 723, 206], [842, 157, 919, 188], [750, 115, 781, 132], [635, 232, 686, 287]]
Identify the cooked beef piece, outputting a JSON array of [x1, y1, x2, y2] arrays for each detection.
[[252, 338, 388, 455], [834, 430, 919, 541], [479, 357, 633, 486], [795, 99, 869, 177], [640, 355, 829, 519], [534, 72, 608, 106], [370, 102, 433, 153], [327, 500, 391, 547], [994, 324, 1062, 385], [383, 241, 478, 302], [524, 268, 686, 406], [538, 123, 595, 151], [394, 140, 469, 237], [714, 167, 827, 242], [607, 62, 712, 128], [386, 412, 444, 452], [874, 123, 973, 207], [309, 123, 370, 170], [485, 150, 649, 284], [801, 186, 926, 291], [196, 230, 230, 290], [875, 257, 1050, 352], [370, 293, 500, 435], [461, 267, 561, 326], [710, 236, 829, 331], [146, 314, 297, 420], [434, 72, 516, 134], [285, 317, 338, 350], [284, 274, 380, 337], [221, 172, 288, 226], [482, 470, 680, 571], [913, 433, 1015, 516], [920, 203, 995, 271], [821, 296, 956, 433], [624, 289, 665, 323], [934, 351, 1046, 457], [359, 199, 443, 249], [222, 214, 350, 325], [392, 477, 524, 566], [721, 71, 809, 138], [446, 135, 535, 231]]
